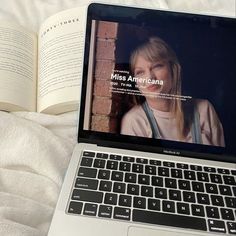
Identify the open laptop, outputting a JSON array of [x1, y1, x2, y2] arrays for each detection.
[[48, 3, 236, 236]]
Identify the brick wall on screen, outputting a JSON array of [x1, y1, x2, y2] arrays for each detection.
[[91, 21, 119, 133]]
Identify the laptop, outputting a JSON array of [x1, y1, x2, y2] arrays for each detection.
[[48, 3, 236, 236]]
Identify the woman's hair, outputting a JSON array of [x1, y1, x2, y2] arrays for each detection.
[[130, 37, 190, 139]]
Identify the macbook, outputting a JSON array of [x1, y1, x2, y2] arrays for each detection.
[[48, 3, 236, 236]]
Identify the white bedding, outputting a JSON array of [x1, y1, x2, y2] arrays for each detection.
[[0, 1, 235, 235]]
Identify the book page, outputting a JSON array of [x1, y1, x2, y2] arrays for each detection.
[[38, 7, 87, 114], [0, 22, 37, 111]]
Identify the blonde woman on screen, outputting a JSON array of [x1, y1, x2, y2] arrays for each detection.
[[120, 37, 225, 147]]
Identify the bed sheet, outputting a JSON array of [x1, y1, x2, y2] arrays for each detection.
[[0, 1, 235, 236]]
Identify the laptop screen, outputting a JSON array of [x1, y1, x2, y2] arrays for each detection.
[[79, 3, 236, 163]]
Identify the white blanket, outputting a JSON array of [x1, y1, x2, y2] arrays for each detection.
[[0, 1, 234, 235], [0, 111, 77, 236]]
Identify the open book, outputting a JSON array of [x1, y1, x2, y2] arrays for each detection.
[[0, 7, 87, 114]]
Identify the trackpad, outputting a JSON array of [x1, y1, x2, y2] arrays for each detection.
[[128, 226, 200, 236]]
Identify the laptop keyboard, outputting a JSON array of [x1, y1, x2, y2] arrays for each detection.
[[67, 151, 236, 234]]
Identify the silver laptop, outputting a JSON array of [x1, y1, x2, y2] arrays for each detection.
[[48, 3, 236, 236]]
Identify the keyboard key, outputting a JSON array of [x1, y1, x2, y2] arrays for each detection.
[[148, 198, 160, 211], [133, 197, 146, 209], [223, 175, 236, 185], [123, 156, 135, 162], [218, 168, 230, 174], [155, 187, 167, 199], [211, 195, 224, 207], [183, 191, 195, 203], [80, 157, 93, 167], [233, 187, 236, 196], [206, 206, 220, 219], [98, 205, 112, 218], [227, 222, 236, 234], [75, 178, 98, 190], [220, 208, 235, 221], [162, 200, 175, 213], [72, 189, 103, 203], [83, 203, 98, 216], [176, 163, 189, 169], [197, 193, 210, 205], [83, 151, 95, 157], [145, 165, 156, 175], [225, 197, 236, 208], [177, 202, 190, 215], [78, 167, 97, 178], [165, 178, 177, 189], [163, 161, 175, 168], [197, 172, 209, 182], [178, 180, 191, 190], [184, 170, 196, 180], [127, 184, 139, 195], [205, 183, 218, 194], [96, 153, 108, 159], [111, 171, 124, 181], [192, 182, 204, 192], [152, 176, 163, 187], [104, 193, 117, 205], [110, 154, 121, 161], [171, 169, 183, 179], [93, 159, 106, 168], [149, 159, 161, 166], [132, 164, 144, 173], [119, 195, 132, 207], [125, 173, 137, 183], [99, 180, 112, 192], [210, 174, 222, 184], [141, 186, 153, 197], [190, 165, 202, 171], [138, 174, 150, 185], [106, 160, 118, 170], [231, 170, 236, 176], [208, 219, 226, 233], [119, 162, 131, 172], [204, 166, 216, 173], [136, 158, 148, 164], [169, 189, 181, 201], [219, 185, 232, 196], [192, 204, 205, 217], [113, 182, 126, 193], [158, 167, 169, 177], [114, 207, 131, 221], [68, 201, 83, 214], [98, 169, 110, 180], [133, 210, 207, 231]]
